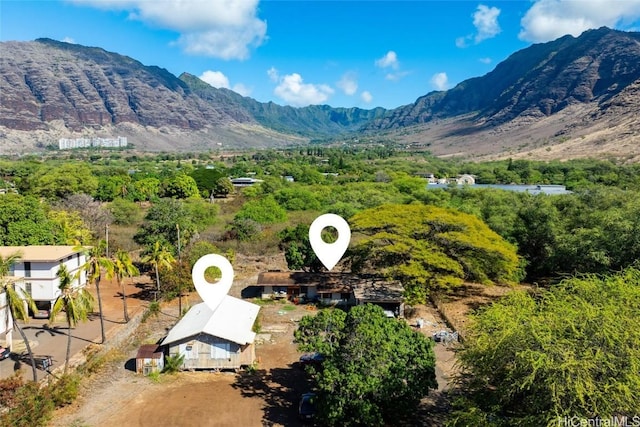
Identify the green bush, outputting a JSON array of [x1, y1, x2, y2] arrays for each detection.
[[49, 373, 81, 407], [163, 354, 185, 374], [108, 198, 142, 225], [234, 195, 287, 224], [142, 301, 161, 323]]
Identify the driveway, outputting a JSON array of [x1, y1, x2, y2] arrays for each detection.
[[1, 275, 151, 382]]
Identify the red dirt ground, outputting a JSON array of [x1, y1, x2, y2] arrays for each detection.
[[51, 265, 522, 427]]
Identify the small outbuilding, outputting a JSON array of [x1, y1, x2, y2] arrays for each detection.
[[136, 344, 164, 376], [353, 279, 405, 317], [162, 297, 260, 370]]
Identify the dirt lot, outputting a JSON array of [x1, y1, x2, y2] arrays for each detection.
[[50, 258, 520, 427], [51, 297, 317, 427]]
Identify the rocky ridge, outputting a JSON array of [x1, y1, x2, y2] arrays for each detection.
[[1, 28, 639, 159]]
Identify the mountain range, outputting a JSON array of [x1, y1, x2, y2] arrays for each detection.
[[1, 27, 639, 160]]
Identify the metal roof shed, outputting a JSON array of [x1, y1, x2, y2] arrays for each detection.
[[136, 344, 164, 376]]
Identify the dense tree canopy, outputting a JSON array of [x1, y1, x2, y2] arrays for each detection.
[[349, 204, 523, 303], [160, 174, 200, 199], [295, 304, 437, 426], [0, 194, 57, 245], [451, 268, 640, 426], [234, 195, 287, 224], [27, 163, 98, 199], [278, 224, 323, 272]]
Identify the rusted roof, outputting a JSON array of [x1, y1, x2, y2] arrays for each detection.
[[257, 272, 403, 298], [258, 271, 354, 286], [353, 279, 404, 303], [136, 344, 163, 359]]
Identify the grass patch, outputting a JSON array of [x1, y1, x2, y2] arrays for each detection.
[[253, 298, 277, 306]]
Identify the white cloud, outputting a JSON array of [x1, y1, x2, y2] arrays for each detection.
[[361, 91, 373, 103], [479, 57, 492, 64], [337, 72, 358, 95], [199, 70, 251, 96], [455, 37, 469, 48], [199, 70, 230, 88], [430, 72, 449, 91], [68, 0, 266, 60], [375, 51, 409, 80], [474, 5, 501, 42], [520, 0, 640, 42], [385, 71, 410, 81], [273, 73, 334, 107], [457, 4, 502, 47], [62, 36, 76, 44], [232, 83, 251, 97], [375, 51, 399, 70], [267, 67, 279, 82]]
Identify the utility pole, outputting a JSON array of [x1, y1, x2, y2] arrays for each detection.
[[176, 224, 181, 259]]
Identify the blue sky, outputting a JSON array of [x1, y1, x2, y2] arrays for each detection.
[[2, 1, 640, 109]]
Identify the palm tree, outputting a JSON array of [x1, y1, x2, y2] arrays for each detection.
[[141, 241, 175, 301], [0, 252, 38, 381], [51, 264, 94, 374], [78, 241, 114, 344], [113, 250, 139, 323]]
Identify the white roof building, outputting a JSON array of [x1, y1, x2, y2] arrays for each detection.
[[162, 296, 260, 370], [163, 297, 259, 346]]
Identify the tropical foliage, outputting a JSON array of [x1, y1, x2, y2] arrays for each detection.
[[141, 241, 175, 301], [112, 250, 139, 322], [51, 264, 95, 373], [451, 268, 640, 426], [79, 241, 114, 343], [0, 252, 38, 381], [295, 304, 437, 426], [349, 204, 523, 303]]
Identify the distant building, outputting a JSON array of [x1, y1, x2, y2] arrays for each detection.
[[456, 174, 476, 185], [231, 177, 264, 187], [58, 136, 128, 150], [427, 183, 572, 195]]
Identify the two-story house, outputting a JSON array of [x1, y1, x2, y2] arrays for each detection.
[[0, 246, 88, 317]]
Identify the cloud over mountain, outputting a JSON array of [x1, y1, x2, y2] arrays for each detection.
[[520, 0, 640, 42], [69, 0, 267, 60]]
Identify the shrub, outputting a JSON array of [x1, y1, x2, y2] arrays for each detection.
[[162, 354, 185, 374], [0, 381, 55, 427], [49, 373, 81, 407]]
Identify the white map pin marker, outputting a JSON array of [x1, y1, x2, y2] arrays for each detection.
[[192, 253, 234, 311], [309, 213, 351, 271]]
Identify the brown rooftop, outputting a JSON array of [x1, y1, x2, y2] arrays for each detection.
[[0, 246, 82, 262], [352, 279, 404, 303], [258, 271, 365, 286], [257, 271, 403, 299], [136, 344, 163, 359]]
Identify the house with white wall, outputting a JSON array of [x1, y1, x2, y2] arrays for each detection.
[[0, 246, 88, 315], [162, 297, 260, 370], [0, 288, 14, 348]]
